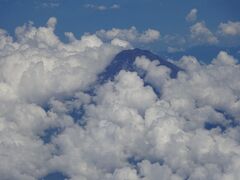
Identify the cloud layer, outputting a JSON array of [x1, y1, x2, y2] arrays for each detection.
[[0, 17, 240, 180]]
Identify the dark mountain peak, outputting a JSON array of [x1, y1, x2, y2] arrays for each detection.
[[98, 48, 181, 83], [114, 48, 163, 61]]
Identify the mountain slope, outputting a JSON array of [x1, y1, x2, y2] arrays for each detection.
[[98, 48, 181, 83]]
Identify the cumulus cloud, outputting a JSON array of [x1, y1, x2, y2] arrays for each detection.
[[96, 27, 160, 44], [110, 38, 131, 48], [0, 17, 240, 180], [84, 4, 120, 11], [0, 17, 127, 104], [212, 51, 238, 65], [186, 8, 198, 22], [218, 21, 240, 36], [190, 22, 219, 45]]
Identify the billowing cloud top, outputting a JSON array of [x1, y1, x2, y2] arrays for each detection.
[[0, 17, 240, 180], [218, 21, 240, 36], [190, 22, 219, 45], [96, 27, 160, 44]]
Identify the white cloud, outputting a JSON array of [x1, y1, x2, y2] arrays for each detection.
[[134, 56, 171, 88], [0, 28, 13, 49], [0, 17, 127, 179], [84, 4, 120, 11], [0, 17, 126, 105], [139, 29, 161, 43], [190, 22, 219, 45], [186, 8, 198, 22], [212, 51, 238, 65], [0, 17, 240, 180], [218, 21, 240, 36], [111, 38, 131, 48], [46, 16, 57, 28], [96, 27, 160, 44]]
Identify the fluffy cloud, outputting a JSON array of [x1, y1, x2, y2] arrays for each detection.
[[0, 17, 240, 180], [186, 8, 198, 22], [212, 51, 238, 65], [218, 21, 240, 36], [0, 28, 13, 49], [96, 27, 160, 44], [134, 56, 171, 88], [190, 22, 219, 45], [0, 17, 126, 104]]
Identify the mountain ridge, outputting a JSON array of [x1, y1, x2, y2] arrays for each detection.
[[98, 48, 181, 83]]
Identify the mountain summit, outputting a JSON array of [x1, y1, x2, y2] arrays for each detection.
[[98, 48, 181, 83]]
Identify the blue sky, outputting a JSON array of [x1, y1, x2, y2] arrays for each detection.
[[0, 0, 239, 32], [1, 0, 240, 59]]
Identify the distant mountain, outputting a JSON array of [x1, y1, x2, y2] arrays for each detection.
[[98, 48, 181, 83]]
